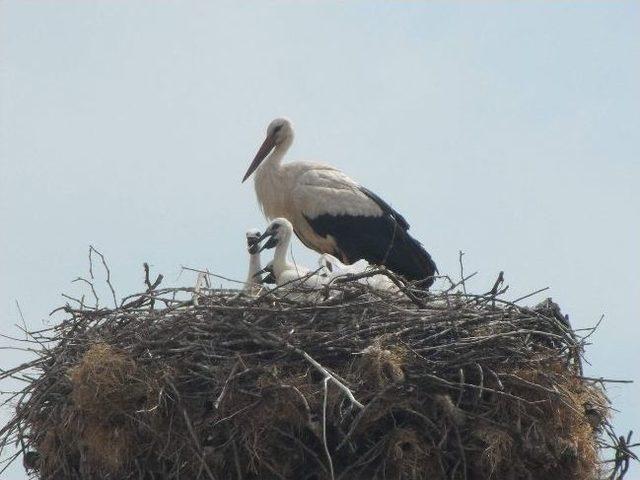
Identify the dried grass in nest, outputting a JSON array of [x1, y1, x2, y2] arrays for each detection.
[[0, 266, 636, 480]]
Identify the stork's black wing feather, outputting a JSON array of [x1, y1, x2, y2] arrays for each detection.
[[304, 211, 438, 289], [358, 186, 410, 230]]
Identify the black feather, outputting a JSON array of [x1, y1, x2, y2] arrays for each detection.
[[304, 213, 437, 288], [358, 186, 410, 230]]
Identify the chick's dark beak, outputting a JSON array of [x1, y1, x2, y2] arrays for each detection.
[[255, 229, 278, 251], [259, 236, 278, 252], [247, 234, 261, 254]]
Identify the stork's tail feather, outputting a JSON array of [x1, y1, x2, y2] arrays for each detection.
[[410, 237, 438, 289], [382, 229, 438, 290]]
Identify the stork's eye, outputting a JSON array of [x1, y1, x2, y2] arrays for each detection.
[[273, 125, 283, 134]]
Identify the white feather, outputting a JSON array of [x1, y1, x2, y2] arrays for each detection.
[[319, 254, 398, 292], [292, 167, 382, 219]]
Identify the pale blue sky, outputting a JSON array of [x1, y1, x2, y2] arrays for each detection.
[[1, 2, 638, 478]]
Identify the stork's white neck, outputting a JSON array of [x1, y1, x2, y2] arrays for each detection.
[[272, 235, 292, 275], [254, 138, 294, 220], [248, 252, 261, 276], [259, 137, 293, 174], [245, 252, 262, 289]]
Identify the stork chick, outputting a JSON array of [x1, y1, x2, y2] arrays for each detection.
[[244, 229, 272, 294], [319, 254, 398, 292], [257, 218, 328, 289]]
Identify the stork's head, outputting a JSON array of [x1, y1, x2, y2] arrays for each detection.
[[257, 217, 293, 251], [242, 118, 294, 182], [267, 117, 293, 145], [246, 229, 261, 255]]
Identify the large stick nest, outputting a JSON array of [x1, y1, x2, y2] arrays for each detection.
[[0, 267, 636, 480]]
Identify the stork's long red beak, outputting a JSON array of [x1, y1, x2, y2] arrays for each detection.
[[242, 135, 276, 182]]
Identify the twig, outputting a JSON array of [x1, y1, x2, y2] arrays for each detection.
[[14, 301, 27, 334], [512, 287, 550, 304], [72, 277, 99, 308], [579, 376, 633, 384], [181, 409, 217, 480], [144, 262, 163, 290], [214, 360, 241, 409], [322, 376, 336, 480], [264, 330, 364, 410], [181, 266, 245, 285], [458, 250, 467, 294], [89, 245, 118, 307]]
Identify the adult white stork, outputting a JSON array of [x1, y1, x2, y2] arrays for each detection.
[[242, 118, 438, 288]]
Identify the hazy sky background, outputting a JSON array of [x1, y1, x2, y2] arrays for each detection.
[[1, 1, 638, 478]]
